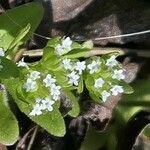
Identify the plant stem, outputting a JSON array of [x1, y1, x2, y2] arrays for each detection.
[[27, 126, 38, 150]]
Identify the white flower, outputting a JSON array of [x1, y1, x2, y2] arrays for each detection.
[[29, 71, 41, 80], [24, 78, 37, 92], [62, 58, 72, 70], [87, 60, 101, 74], [17, 58, 28, 68], [101, 90, 110, 102], [41, 97, 55, 111], [35, 97, 42, 104], [55, 44, 64, 55], [0, 48, 5, 57], [29, 104, 42, 116], [75, 61, 86, 74], [43, 74, 56, 87], [106, 55, 118, 67], [62, 37, 72, 50], [112, 69, 125, 80], [94, 78, 105, 89], [50, 84, 61, 101], [110, 85, 124, 96], [68, 71, 80, 86]]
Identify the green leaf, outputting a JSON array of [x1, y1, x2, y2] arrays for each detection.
[[63, 48, 90, 59], [120, 81, 134, 94], [0, 2, 44, 50], [0, 57, 19, 79], [5, 79, 66, 137], [64, 90, 80, 117], [78, 76, 84, 94], [82, 40, 93, 49], [0, 88, 19, 145]]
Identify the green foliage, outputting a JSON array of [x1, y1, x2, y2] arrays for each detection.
[[0, 2, 43, 54], [0, 88, 19, 145], [0, 2, 134, 145]]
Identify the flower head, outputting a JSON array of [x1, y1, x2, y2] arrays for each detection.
[[43, 74, 56, 87], [112, 69, 125, 80], [55, 44, 64, 56], [29, 104, 42, 116], [41, 97, 55, 111], [0, 48, 5, 57], [106, 55, 118, 67], [50, 84, 61, 101], [62, 58, 72, 70], [101, 90, 110, 102], [68, 71, 80, 86], [24, 78, 37, 92], [62, 37, 72, 50], [94, 78, 105, 89], [29, 71, 41, 80], [87, 60, 101, 74], [75, 61, 86, 74], [110, 85, 124, 96]]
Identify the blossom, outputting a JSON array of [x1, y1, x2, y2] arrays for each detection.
[[112, 69, 125, 80], [35, 97, 42, 104], [94, 78, 105, 89], [43, 74, 56, 87], [0, 48, 5, 57], [101, 90, 110, 102], [55, 44, 64, 55], [29, 71, 41, 80], [110, 85, 124, 96], [23, 78, 37, 92], [106, 55, 118, 67], [62, 58, 72, 70], [68, 71, 80, 86], [50, 84, 61, 101], [41, 97, 55, 111], [87, 60, 101, 74], [17, 58, 28, 68], [29, 104, 42, 116], [62, 37, 72, 50], [75, 61, 86, 74]]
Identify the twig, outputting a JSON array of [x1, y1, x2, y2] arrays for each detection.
[[27, 126, 39, 150], [22, 47, 150, 58]]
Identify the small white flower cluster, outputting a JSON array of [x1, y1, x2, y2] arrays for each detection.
[[29, 97, 55, 116], [87, 58, 101, 74], [0, 48, 5, 70], [93, 55, 125, 102], [55, 37, 73, 56], [23, 72, 61, 116], [62, 58, 86, 86]]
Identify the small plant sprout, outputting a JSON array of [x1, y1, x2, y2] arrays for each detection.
[[110, 85, 124, 96], [112, 69, 125, 80], [87, 60, 101, 74], [29, 71, 41, 80], [106, 55, 118, 67], [0, 48, 5, 57], [43, 74, 56, 87], [94, 78, 105, 89], [62, 58, 72, 70], [101, 90, 111, 102], [68, 71, 80, 86], [75, 61, 86, 74], [23, 78, 37, 92]]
